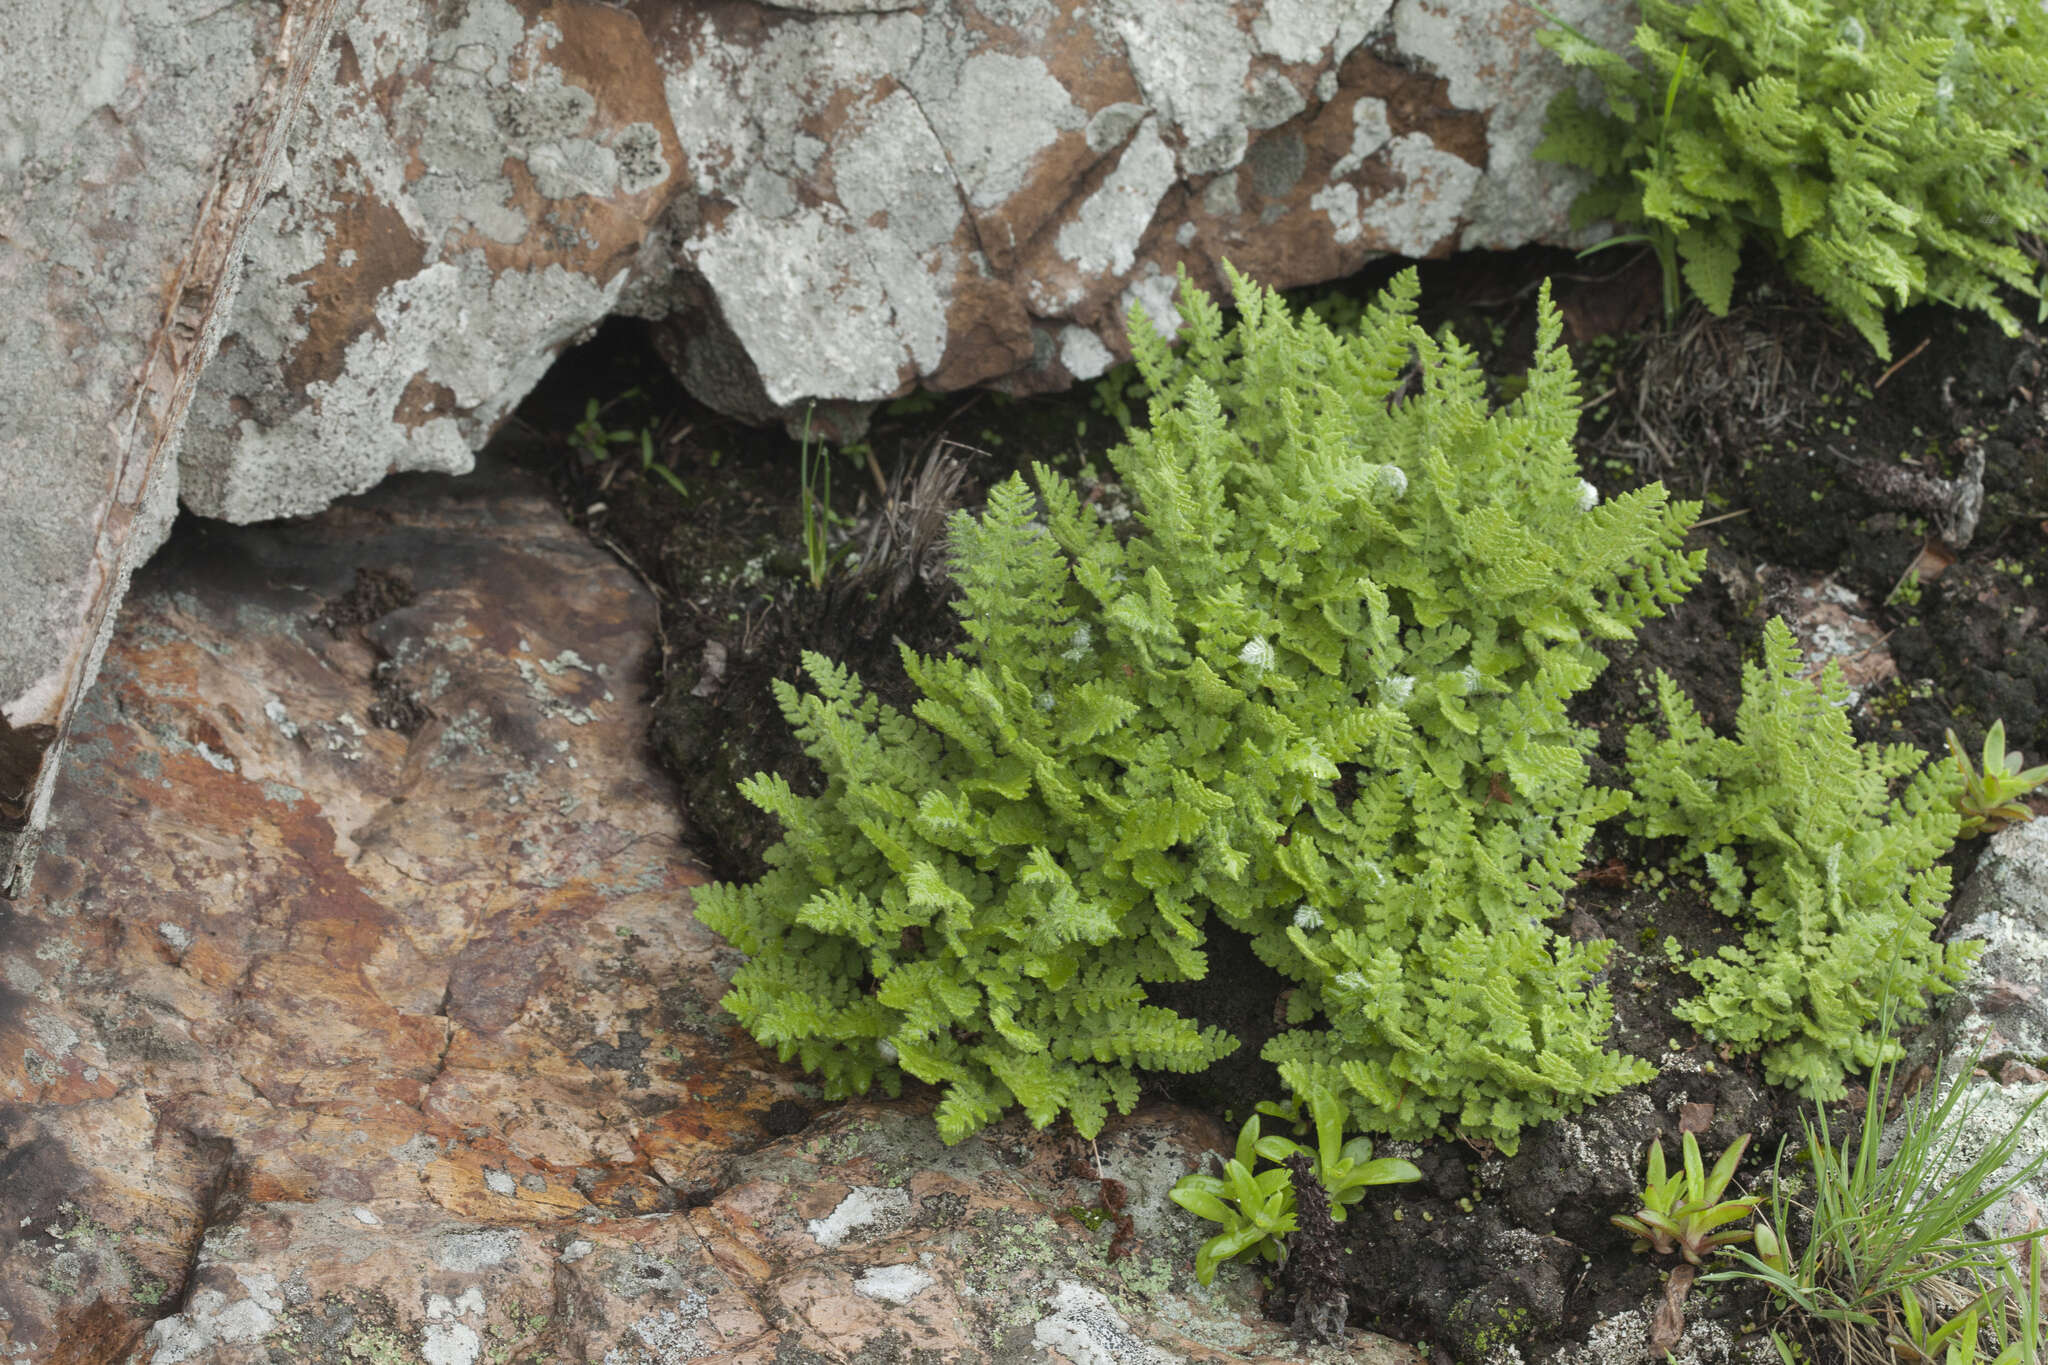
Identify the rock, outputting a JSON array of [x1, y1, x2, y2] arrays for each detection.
[[1944, 819, 2048, 1063], [176, 0, 688, 526], [1538, 1306, 1772, 1365], [133, 1103, 1416, 1364], [185, 0, 1632, 510], [0, 453, 1411, 1362], [1904, 819, 2048, 1244], [1498, 1091, 1659, 1250], [1752, 566, 1898, 702], [0, 0, 346, 894], [3, 0, 1636, 883]]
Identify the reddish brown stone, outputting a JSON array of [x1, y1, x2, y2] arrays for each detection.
[[2, 456, 1416, 1362]]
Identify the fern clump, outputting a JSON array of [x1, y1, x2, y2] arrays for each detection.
[[1625, 617, 1978, 1098], [1536, 0, 2048, 357], [696, 266, 1705, 1151]]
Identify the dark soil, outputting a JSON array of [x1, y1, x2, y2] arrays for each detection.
[[509, 246, 2048, 1365]]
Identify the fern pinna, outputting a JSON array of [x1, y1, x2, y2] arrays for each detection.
[[695, 267, 1703, 1150]]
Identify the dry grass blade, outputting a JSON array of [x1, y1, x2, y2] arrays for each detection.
[[855, 441, 972, 608], [1594, 303, 1850, 491]]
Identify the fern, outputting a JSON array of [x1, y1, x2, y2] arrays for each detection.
[[697, 267, 1704, 1150], [1625, 618, 1978, 1098], [1536, 0, 2048, 356]]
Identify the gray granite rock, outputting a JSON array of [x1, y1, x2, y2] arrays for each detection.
[[1905, 820, 2048, 1243], [2, 0, 1633, 884]]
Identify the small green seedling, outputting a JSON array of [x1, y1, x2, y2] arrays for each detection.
[[1252, 1084, 1421, 1222], [1169, 1114, 1299, 1285], [1172, 1085, 1422, 1286], [1612, 1131, 1760, 1266], [570, 391, 687, 501], [1751, 1218, 1788, 1276], [1947, 721, 2048, 838], [796, 406, 852, 591], [571, 390, 643, 460], [638, 429, 688, 500]]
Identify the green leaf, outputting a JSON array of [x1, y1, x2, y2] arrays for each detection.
[[1169, 1183, 1235, 1225], [1681, 1131, 1708, 1200], [1703, 1131, 1750, 1200]]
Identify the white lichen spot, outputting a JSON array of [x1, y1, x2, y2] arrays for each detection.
[[421, 1321, 480, 1365], [806, 1186, 912, 1248], [4, 956, 42, 994], [1032, 1281, 1179, 1365], [351, 1207, 381, 1226], [157, 922, 193, 951], [1311, 181, 1364, 245], [1329, 96, 1394, 179], [537, 649, 593, 676], [855, 1263, 935, 1304], [607, 1293, 710, 1363], [484, 1168, 516, 1196], [1576, 478, 1599, 512], [426, 1288, 486, 1319], [26, 1014, 78, 1059], [212, 1298, 275, 1345], [560, 1239, 593, 1263], [1119, 267, 1183, 344], [1059, 325, 1116, 381], [262, 698, 298, 740], [434, 1228, 521, 1271]]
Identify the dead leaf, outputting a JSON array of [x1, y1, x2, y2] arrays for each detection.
[[1907, 540, 1956, 583], [1649, 1264, 1696, 1360], [1572, 858, 1632, 889], [1678, 1102, 1714, 1135]]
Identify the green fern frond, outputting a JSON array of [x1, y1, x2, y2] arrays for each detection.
[[696, 268, 1707, 1149], [1534, 0, 2048, 347], [1627, 618, 1975, 1098]]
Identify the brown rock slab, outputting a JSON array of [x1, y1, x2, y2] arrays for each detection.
[[2, 456, 1410, 1362], [0, 456, 782, 1358]]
